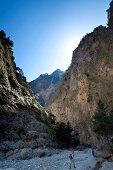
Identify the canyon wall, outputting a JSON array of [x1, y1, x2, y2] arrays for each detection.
[[46, 2, 113, 146]]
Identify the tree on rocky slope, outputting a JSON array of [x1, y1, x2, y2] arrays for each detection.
[[55, 121, 73, 148], [92, 100, 113, 150]]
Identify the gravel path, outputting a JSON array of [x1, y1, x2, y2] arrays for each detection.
[[0, 149, 100, 170]]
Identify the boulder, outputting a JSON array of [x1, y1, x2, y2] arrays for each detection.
[[26, 130, 39, 140], [6, 150, 14, 157], [37, 138, 46, 147], [6, 151, 20, 160], [0, 141, 15, 151], [32, 148, 45, 157], [95, 150, 111, 159], [14, 140, 28, 149], [20, 148, 33, 160], [27, 140, 38, 149]]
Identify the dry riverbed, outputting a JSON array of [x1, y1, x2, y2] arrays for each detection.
[[0, 149, 113, 170]]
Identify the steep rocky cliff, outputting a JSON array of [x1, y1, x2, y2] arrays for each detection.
[[0, 30, 37, 110], [29, 69, 64, 106], [46, 1, 113, 146], [0, 31, 53, 160]]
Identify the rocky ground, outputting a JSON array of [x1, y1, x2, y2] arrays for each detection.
[[0, 149, 113, 170]]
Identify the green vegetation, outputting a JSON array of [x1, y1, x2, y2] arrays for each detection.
[[0, 30, 25, 81], [54, 121, 80, 148], [36, 109, 79, 148], [55, 121, 73, 148], [0, 30, 13, 48], [16, 67, 24, 76], [92, 100, 113, 150]]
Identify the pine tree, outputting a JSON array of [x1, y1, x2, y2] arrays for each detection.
[[55, 121, 73, 148], [92, 100, 109, 138], [92, 100, 113, 149]]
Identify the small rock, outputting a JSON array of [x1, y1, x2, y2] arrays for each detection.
[[0, 151, 5, 161], [6, 150, 14, 157], [20, 148, 32, 160]]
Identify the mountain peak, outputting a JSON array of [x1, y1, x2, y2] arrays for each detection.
[[29, 69, 64, 106], [51, 69, 64, 76]]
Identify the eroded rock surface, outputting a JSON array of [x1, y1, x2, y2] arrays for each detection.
[[0, 31, 53, 160], [46, 1, 113, 146]]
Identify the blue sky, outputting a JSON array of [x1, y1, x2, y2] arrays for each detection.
[[0, 0, 111, 81]]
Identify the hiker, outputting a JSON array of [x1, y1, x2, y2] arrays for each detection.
[[69, 152, 75, 169], [92, 147, 95, 157]]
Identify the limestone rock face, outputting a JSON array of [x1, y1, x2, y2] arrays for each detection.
[[46, 2, 113, 146], [0, 30, 36, 110], [29, 69, 64, 106], [0, 31, 52, 158]]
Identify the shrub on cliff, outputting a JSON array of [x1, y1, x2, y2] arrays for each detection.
[[0, 30, 13, 48]]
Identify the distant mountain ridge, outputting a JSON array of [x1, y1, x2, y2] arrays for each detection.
[[29, 69, 64, 106]]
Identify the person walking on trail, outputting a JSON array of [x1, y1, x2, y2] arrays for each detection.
[[91, 146, 95, 157], [69, 152, 76, 169]]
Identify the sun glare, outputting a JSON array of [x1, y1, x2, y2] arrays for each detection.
[[64, 37, 80, 59]]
